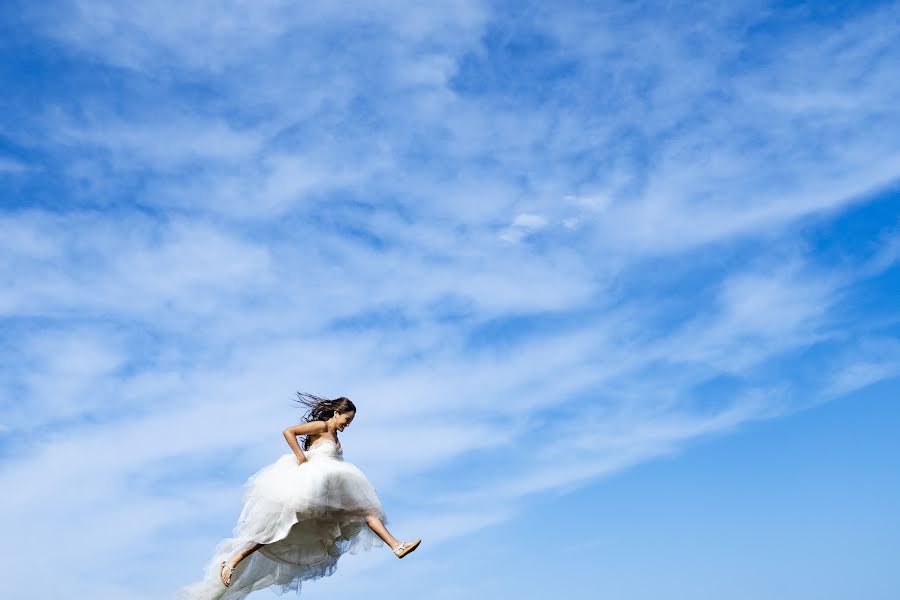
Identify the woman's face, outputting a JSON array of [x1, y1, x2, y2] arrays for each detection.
[[336, 410, 355, 432]]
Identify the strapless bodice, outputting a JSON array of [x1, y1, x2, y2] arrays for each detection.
[[305, 439, 343, 460]]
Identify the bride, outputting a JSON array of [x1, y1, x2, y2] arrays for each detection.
[[176, 393, 421, 599]]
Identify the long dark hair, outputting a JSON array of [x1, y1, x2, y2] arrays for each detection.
[[292, 392, 357, 450]]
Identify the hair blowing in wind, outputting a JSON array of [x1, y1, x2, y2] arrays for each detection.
[[292, 392, 357, 450]]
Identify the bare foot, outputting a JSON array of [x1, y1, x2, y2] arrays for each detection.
[[220, 560, 236, 587], [392, 539, 421, 558]]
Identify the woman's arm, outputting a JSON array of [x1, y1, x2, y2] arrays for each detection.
[[283, 421, 328, 464]]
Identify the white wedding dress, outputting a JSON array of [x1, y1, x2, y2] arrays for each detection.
[[176, 439, 387, 599]]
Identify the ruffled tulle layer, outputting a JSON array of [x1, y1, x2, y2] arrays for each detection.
[[176, 446, 387, 600]]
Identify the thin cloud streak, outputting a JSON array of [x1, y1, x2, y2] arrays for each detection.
[[2, 1, 899, 598]]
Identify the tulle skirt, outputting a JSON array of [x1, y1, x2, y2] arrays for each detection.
[[176, 444, 387, 599]]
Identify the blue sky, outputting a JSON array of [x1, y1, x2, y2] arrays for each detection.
[[1, 1, 899, 598]]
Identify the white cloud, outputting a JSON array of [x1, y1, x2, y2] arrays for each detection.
[[821, 338, 900, 400], [499, 213, 548, 242], [564, 193, 612, 213], [825, 360, 900, 398], [0, 212, 273, 321]]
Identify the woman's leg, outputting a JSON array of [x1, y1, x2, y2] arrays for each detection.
[[365, 515, 400, 549], [231, 540, 263, 566], [221, 540, 263, 585]]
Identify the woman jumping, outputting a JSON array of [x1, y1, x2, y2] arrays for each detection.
[[175, 392, 421, 599]]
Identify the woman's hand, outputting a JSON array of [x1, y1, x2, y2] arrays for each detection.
[[284, 422, 325, 465]]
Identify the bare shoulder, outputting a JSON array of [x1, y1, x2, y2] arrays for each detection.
[[284, 420, 328, 436]]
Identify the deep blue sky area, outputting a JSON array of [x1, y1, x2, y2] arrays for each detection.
[[1, 1, 899, 599], [365, 378, 900, 600]]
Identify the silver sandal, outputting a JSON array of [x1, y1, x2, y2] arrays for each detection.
[[392, 539, 421, 558], [220, 561, 235, 587]]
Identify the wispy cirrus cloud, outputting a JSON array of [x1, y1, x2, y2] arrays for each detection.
[[1, 1, 899, 598]]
